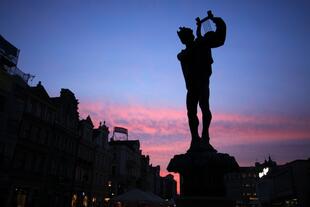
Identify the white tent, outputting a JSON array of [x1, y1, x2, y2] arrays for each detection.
[[109, 189, 167, 207]]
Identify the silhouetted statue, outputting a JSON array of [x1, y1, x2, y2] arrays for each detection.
[[168, 13, 238, 201], [177, 11, 226, 151]]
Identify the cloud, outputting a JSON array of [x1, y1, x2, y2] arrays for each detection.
[[78, 99, 310, 193], [79, 100, 188, 137], [220, 139, 310, 166], [79, 100, 310, 145], [79, 101, 310, 193], [210, 113, 310, 146]]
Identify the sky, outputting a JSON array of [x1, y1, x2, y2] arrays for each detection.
[[1, 0, 310, 183]]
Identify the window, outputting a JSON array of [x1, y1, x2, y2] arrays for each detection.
[[16, 99, 24, 114], [20, 122, 28, 138], [76, 167, 81, 181], [30, 127, 37, 141], [36, 128, 41, 142], [7, 120, 19, 135], [31, 101, 37, 114], [13, 152, 25, 169], [0, 142, 5, 165], [112, 166, 116, 176], [0, 95, 5, 112], [22, 153, 30, 171], [51, 160, 56, 175], [41, 105, 46, 120], [39, 157, 45, 173], [27, 99, 32, 113], [44, 131, 49, 145], [55, 135, 60, 148], [36, 103, 41, 117]]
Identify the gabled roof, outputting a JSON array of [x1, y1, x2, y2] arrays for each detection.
[[85, 115, 94, 127], [80, 115, 94, 128], [29, 81, 52, 103]]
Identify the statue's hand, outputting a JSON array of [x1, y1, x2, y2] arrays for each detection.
[[207, 10, 214, 19], [195, 17, 202, 27]]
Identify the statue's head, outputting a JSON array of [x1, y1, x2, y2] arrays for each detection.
[[177, 27, 194, 45]]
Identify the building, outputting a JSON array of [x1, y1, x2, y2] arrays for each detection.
[[160, 174, 177, 200], [91, 122, 111, 207], [225, 156, 277, 207], [225, 166, 260, 207], [49, 88, 80, 207], [149, 165, 161, 196], [139, 154, 162, 195], [109, 139, 142, 195], [108, 138, 177, 202], [0, 35, 26, 206], [257, 159, 310, 207], [0, 74, 84, 206], [0, 35, 177, 207], [0, 35, 99, 207], [0, 35, 19, 70]]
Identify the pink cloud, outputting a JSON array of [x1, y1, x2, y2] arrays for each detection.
[[79, 100, 310, 193], [79, 100, 310, 146]]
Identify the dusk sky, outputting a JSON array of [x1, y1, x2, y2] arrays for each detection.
[[1, 0, 310, 180]]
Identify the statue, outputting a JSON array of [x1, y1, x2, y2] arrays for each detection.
[[168, 12, 239, 203], [177, 10, 226, 151]]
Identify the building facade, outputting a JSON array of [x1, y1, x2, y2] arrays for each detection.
[[0, 35, 177, 207], [225, 157, 277, 207], [160, 174, 177, 200], [257, 159, 310, 207]]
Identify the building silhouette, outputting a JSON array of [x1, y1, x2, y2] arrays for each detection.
[[0, 35, 177, 207], [224, 157, 277, 207], [224, 157, 310, 207], [160, 174, 177, 200], [257, 159, 310, 207]]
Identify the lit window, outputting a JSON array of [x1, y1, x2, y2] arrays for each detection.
[[83, 195, 88, 207], [71, 194, 77, 207]]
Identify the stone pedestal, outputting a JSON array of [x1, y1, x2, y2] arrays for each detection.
[[167, 145, 239, 206]]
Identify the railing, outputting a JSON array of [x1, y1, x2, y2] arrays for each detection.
[[7, 66, 35, 84]]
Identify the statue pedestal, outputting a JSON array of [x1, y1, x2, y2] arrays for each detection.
[[167, 145, 239, 206]]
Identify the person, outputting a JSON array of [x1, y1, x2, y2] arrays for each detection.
[[114, 201, 122, 207], [177, 11, 226, 151]]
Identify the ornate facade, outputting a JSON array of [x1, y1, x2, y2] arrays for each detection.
[[0, 35, 176, 207]]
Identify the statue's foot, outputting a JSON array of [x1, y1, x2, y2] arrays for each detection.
[[187, 136, 200, 152], [201, 137, 217, 153]]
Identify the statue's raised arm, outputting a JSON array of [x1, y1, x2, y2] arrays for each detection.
[[198, 11, 226, 48]]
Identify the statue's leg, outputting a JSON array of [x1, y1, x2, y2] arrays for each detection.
[[186, 91, 200, 144], [199, 82, 212, 142]]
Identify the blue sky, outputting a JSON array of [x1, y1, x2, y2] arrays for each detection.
[[1, 0, 310, 168]]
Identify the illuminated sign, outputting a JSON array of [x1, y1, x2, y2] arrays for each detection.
[[259, 167, 269, 178], [114, 127, 128, 135], [112, 126, 129, 140]]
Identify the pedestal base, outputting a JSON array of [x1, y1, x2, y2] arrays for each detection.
[[176, 196, 235, 207], [167, 145, 239, 197]]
